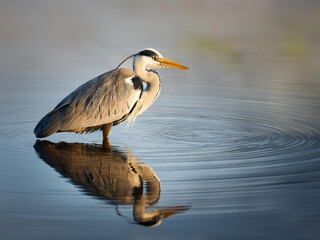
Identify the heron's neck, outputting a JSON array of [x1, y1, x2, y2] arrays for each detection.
[[133, 65, 161, 114]]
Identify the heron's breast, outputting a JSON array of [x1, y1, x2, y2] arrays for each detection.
[[124, 76, 143, 91]]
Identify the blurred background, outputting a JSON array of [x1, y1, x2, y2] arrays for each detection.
[[0, 1, 320, 239], [1, 0, 319, 92]]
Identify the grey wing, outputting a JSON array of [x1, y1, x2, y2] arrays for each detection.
[[34, 68, 142, 138]]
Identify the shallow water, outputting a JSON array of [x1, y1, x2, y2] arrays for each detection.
[[1, 1, 320, 240]]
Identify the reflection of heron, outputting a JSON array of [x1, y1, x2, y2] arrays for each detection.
[[34, 48, 189, 142], [34, 140, 189, 227]]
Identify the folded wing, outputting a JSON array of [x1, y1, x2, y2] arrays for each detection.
[[34, 68, 142, 138]]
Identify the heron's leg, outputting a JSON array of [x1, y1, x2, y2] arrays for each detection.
[[102, 122, 113, 140], [102, 137, 112, 153]]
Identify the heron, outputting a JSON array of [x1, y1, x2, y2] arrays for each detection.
[[34, 48, 189, 142]]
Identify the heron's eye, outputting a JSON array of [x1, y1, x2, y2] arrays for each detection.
[[152, 56, 157, 61]]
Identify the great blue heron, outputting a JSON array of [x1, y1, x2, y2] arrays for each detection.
[[34, 48, 189, 142]]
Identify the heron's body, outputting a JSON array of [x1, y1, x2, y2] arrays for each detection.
[[34, 48, 189, 141], [34, 68, 154, 137]]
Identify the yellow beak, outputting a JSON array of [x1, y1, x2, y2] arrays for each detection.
[[158, 58, 190, 70]]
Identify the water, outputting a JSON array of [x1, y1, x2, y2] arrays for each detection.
[[1, 1, 320, 239]]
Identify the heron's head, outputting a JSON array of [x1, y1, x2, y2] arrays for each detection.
[[133, 48, 189, 70]]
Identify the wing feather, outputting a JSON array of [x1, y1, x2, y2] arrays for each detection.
[[34, 68, 142, 137]]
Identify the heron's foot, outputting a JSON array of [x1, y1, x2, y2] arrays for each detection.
[[102, 123, 113, 153], [102, 138, 112, 153]]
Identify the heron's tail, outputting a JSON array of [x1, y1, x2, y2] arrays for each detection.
[[34, 109, 62, 138]]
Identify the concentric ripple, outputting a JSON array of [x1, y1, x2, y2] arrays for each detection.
[[134, 96, 320, 161], [121, 95, 320, 212]]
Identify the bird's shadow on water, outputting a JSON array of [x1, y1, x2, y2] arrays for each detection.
[[33, 140, 190, 227]]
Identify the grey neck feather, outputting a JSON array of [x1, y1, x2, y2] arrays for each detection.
[[133, 59, 161, 115]]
